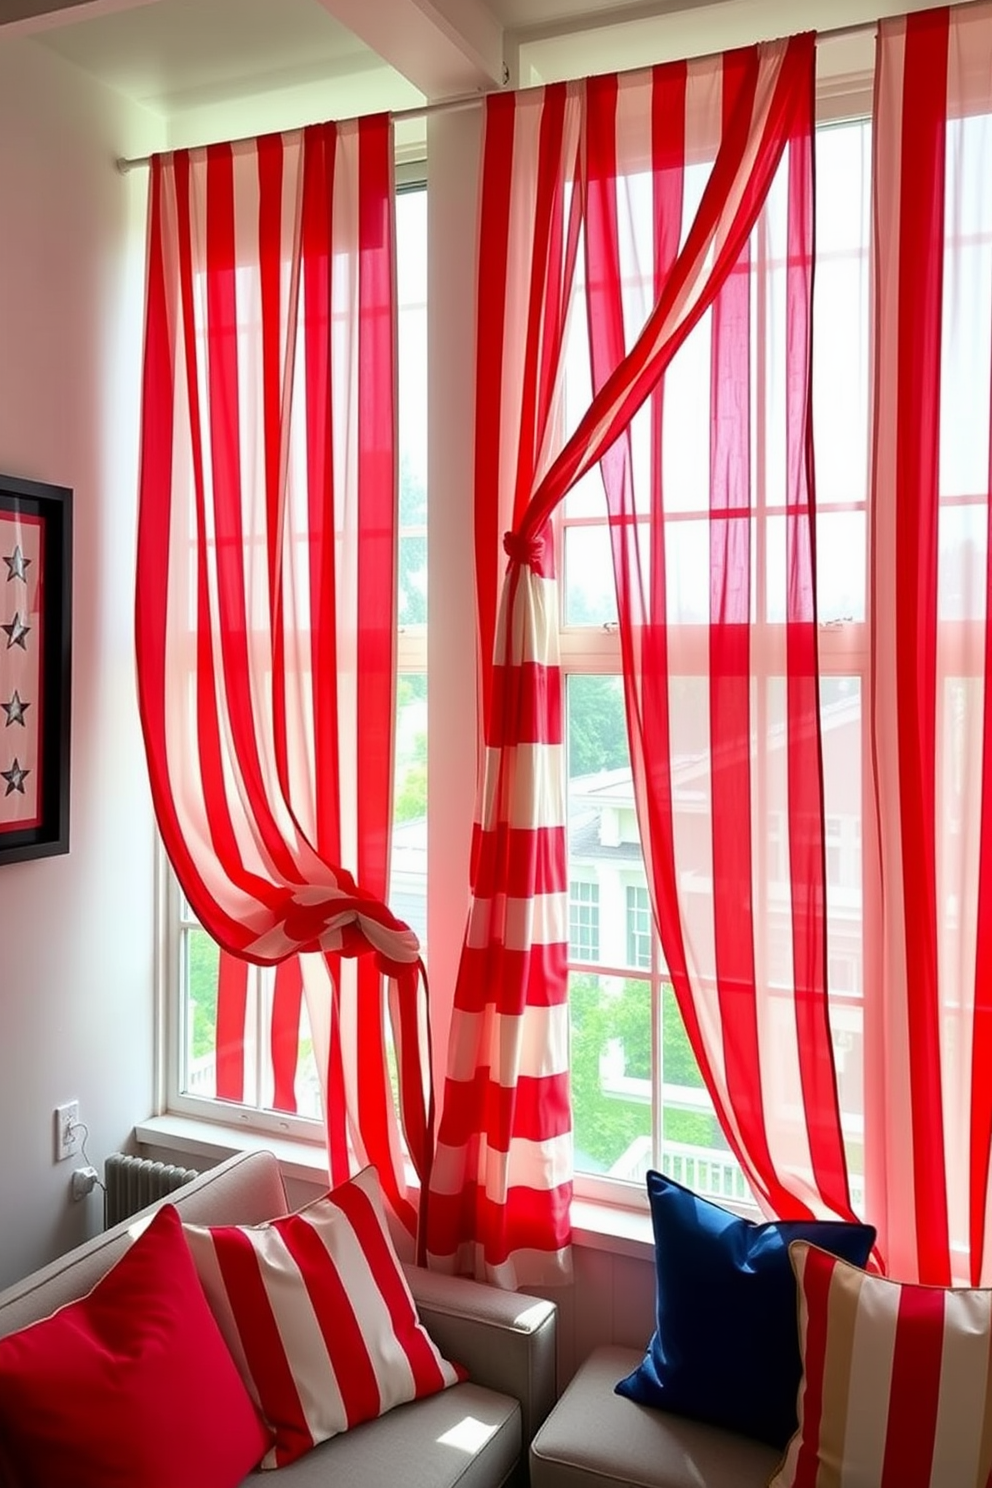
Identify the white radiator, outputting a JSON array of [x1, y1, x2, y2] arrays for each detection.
[[103, 1153, 200, 1228]]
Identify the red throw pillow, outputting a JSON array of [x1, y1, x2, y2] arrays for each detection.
[[184, 1164, 465, 1469], [0, 1204, 270, 1488], [0, 1435, 17, 1488]]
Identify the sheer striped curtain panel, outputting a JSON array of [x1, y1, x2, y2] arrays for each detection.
[[870, 1, 992, 1286], [135, 119, 432, 1250]]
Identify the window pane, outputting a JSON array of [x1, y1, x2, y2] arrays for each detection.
[[765, 510, 866, 625], [938, 502, 988, 622], [567, 673, 636, 973], [564, 525, 617, 626], [659, 982, 741, 1203], [814, 511, 867, 623], [569, 972, 653, 1177], [391, 672, 427, 945], [821, 674, 864, 1213], [183, 927, 219, 1100], [397, 188, 427, 628], [813, 122, 871, 511], [565, 674, 732, 1190], [259, 971, 323, 1121]]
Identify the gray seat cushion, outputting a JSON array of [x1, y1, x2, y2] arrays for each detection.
[[529, 1346, 783, 1488], [247, 1380, 521, 1488]]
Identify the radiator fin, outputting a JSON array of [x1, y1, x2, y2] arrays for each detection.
[[104, 1152, 200, 1229]]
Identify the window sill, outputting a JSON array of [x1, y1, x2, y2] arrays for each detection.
[[135, 1113, 330, 1188], [570, 1196, 653, 1261], [136, 1114, 656, 1264]]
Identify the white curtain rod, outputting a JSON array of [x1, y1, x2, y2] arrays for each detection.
[[115, 13, 878, 175], [116, 89, 483, 172]]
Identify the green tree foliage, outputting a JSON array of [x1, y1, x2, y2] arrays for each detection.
[[187, 929, 220, 1061], [397, 673, 427, 710], [567, 674, 630, 778], [569, 974, 726, 1171], [399, 536, 427, 625], [569, 975, 651, 1170], [661, 983, 704, 1088], [394, 752, 427, 821], [395, 673, 427, 821]]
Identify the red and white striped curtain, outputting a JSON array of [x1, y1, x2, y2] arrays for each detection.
[[585, 52, 858, 1225], [870, 2, 992, 1286], [427, 35, 824, 1287], [136, 119, 432, 1250]]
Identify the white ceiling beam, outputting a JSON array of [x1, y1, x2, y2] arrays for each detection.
[[0, 0, 166, 36], [315, 0, 505, 99]]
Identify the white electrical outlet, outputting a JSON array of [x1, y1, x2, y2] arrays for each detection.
[[54, 1101, 80, 1162]]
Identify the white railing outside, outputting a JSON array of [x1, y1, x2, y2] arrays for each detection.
[[612, 1132, 867, 1215], [186, 1052, 216, 1096]]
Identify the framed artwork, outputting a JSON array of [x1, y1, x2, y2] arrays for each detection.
[[0, 473, 72, 864]]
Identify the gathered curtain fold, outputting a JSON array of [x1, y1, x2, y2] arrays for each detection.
[[426, 32, 841, 1288], [136, 118, 432, 1250], [869, 1, 992, 1286]]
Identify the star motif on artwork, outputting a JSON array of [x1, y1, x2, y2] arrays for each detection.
[[1, 612, 30, 650], [1, 757, 29, 795], [3, 545, 30, 583], [1, 691, 28, 727]]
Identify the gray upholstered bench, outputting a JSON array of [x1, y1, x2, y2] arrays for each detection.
[[529, 1345, 781, 1488]]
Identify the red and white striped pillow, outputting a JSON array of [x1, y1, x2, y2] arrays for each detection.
[[771, 1240, 992, 1488], [184, 1165, 464, 1470]]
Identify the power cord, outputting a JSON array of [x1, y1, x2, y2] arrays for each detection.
[[67, 1120, 108, 1210]]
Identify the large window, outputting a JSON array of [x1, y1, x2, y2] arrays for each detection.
[[165, 183, 427, 1136], [164, 119, 872, 1215], [559, 116, 871, 1211]]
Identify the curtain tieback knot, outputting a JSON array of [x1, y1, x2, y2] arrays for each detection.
[[503, 529, 543, 569], [283, 899, 336, 954]]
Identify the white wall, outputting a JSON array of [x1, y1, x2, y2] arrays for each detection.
[[0, 35, 164, 1289]]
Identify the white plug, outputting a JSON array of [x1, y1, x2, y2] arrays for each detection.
[[71, 1166, 99, 1201]]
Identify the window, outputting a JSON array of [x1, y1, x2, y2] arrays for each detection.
[[559, 116, 871, 1210], [569, 880, 600, 962], [162, 116, 871, 1219], [164, 182, 427, 1137], [626, 885, 652, 970]]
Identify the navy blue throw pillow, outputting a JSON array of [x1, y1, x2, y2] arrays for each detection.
[[615, 1170, 876, 1448]]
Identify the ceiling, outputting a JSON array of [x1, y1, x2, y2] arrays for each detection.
[[0, 0, 949, 151]]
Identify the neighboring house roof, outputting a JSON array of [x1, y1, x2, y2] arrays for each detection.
[[569, 813, 642, 861]]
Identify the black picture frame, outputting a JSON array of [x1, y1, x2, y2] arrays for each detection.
[[0, 473, 72, 864]]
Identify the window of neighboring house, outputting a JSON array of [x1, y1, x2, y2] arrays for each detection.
[[560, 116, 870, 1212], [626, 885, 652, 971], [569, 879, 601, 962], [165, 180, 427, 1137]]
